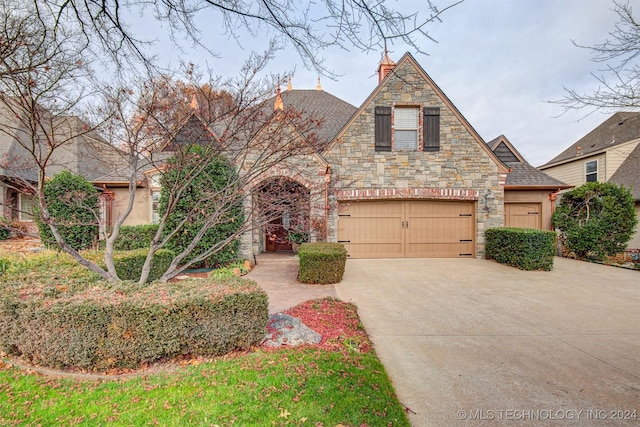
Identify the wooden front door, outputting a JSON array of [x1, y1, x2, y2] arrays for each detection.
[[265, 218, 293, 252]]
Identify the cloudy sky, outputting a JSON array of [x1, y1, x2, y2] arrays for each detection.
[[141, 0, 629, 166]]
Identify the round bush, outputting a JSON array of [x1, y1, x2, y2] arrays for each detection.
[[553, 182, 638, 260], [36, 171, 99, 250]]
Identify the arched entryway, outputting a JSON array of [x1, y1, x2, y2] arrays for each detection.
[[255, 177, 310, 252]]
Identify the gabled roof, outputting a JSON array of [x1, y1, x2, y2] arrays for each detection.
[[609, 142, 640, 200], [162, 112, 218, 151], [540, 112, 640, 168], [328, 52, 508, 173], [264, 89, 357, 151], [487, 135, 570, 189]]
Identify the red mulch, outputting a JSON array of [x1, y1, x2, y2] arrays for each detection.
[[263, 298, 371, 353]]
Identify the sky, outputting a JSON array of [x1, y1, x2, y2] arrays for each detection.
[[138, 0, 633, 167]]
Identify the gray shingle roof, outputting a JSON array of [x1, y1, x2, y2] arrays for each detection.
[[487, 135, 570, 188], [266, 89, 357, 150], [541, 112, 640, 167], [609, 143, 640, 200], [504, 161, 569, 187]]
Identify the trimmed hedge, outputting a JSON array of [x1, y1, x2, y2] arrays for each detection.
[[298, 242, 347, 284], [486, 228, 556, 271], [112, 224, 160, 250], [0, 278, 268, 370], [83, 249, 174, 282]]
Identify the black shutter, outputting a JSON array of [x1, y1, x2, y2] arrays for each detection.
[[375, 106, 392, 152], [423, 107, 440, 152]]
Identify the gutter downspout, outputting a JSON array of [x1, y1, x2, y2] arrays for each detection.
[[548, 189, 561, 230], [324, 164, 331, 240]]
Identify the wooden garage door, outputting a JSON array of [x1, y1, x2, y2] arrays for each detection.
[[337, 200, 475, 258], [504, 203, 542, 229]]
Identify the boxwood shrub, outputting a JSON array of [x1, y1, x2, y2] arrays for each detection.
[[0, 278, 268, 370], [0, 226, 9, 241], [112, 224, 160, 250], [83, 248, 174, 282], [486, 228, 556, 271], [298, 242, 347, 284]]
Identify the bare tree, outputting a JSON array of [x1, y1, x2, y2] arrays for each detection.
[[34, 0, 463, 74], [557, 1, 640, 112], [0, 1, 119, 278]]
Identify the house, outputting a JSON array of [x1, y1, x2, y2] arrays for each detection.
[[231, 52, 509, 259], [4, 52, 567, 259], [539, 112, 640, 249], [488, 135, 571, 231], [0, 111, 133, 234]]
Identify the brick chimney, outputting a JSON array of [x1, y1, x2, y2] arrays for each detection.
[[378, 50, 396, 83]]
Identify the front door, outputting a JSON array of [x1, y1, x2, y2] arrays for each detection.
[[265, 218, 293, 252]]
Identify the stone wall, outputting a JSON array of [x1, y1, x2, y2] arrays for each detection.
[[323, 56, 505, 257]]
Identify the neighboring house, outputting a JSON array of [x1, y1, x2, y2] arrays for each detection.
[[0, 108, 136, 233], [488, 135, 571, 231], [539, 112, 640, 250]]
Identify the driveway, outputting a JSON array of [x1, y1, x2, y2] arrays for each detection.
[[335, 257, 639, 426]]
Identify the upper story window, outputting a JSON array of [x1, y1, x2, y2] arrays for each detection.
[[394, 107, 419, 150], [375, 105, 440, 152], [585, 160, 598, 182]]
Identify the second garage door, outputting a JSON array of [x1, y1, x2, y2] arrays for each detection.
[[337, 200, 475, 258]]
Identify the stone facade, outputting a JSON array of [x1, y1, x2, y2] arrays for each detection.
[[323, 54, 506, 257]]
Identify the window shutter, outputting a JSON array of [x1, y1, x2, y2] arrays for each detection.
[[423, 107, 440, 152], [375, 106, 392, 152]]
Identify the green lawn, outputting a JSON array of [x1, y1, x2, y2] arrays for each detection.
[[0, 249, 410, 426], [0, 347, 410, 426]]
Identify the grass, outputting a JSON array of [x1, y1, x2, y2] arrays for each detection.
[[0, 246, 411, 426], [0, 348, 409, 426]]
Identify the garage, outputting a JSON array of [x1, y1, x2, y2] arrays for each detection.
[[337, 200, 475, 258], [504, 203, 542, 229]]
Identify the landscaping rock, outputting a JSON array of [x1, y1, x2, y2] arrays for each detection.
[[263, 313, 321, 347]]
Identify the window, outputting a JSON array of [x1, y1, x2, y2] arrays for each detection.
[[394, 107, 419, 150], [19, 194, 35, 221], [151, 191, 161, 224], [585, 160, 598, 182], [374, 105, 441, 152]]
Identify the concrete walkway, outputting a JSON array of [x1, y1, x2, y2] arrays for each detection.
[[335, 257, 640, 426], [245, 252, 337, 313]]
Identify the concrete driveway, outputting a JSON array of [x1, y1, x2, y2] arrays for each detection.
[[335, 257, 639, 426]]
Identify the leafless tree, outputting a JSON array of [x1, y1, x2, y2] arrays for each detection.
[[0, 1, 118, 277], [34, 0, 463, 74], [557, 1, 640, 112]]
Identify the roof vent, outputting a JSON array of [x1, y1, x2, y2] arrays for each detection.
[[576, 145, 582, 156]]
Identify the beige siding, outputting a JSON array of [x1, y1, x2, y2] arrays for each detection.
[[543, 153, 606, 186], [628, 203, 640, 250], [605, 140, 640, 180], [110, 187, 150, 226]]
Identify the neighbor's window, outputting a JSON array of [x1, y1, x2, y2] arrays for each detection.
[[19, 194, 35, 221], [394, 107, 419, 150], [151, 191, 161, 224], [585, 160, 598, 182]]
